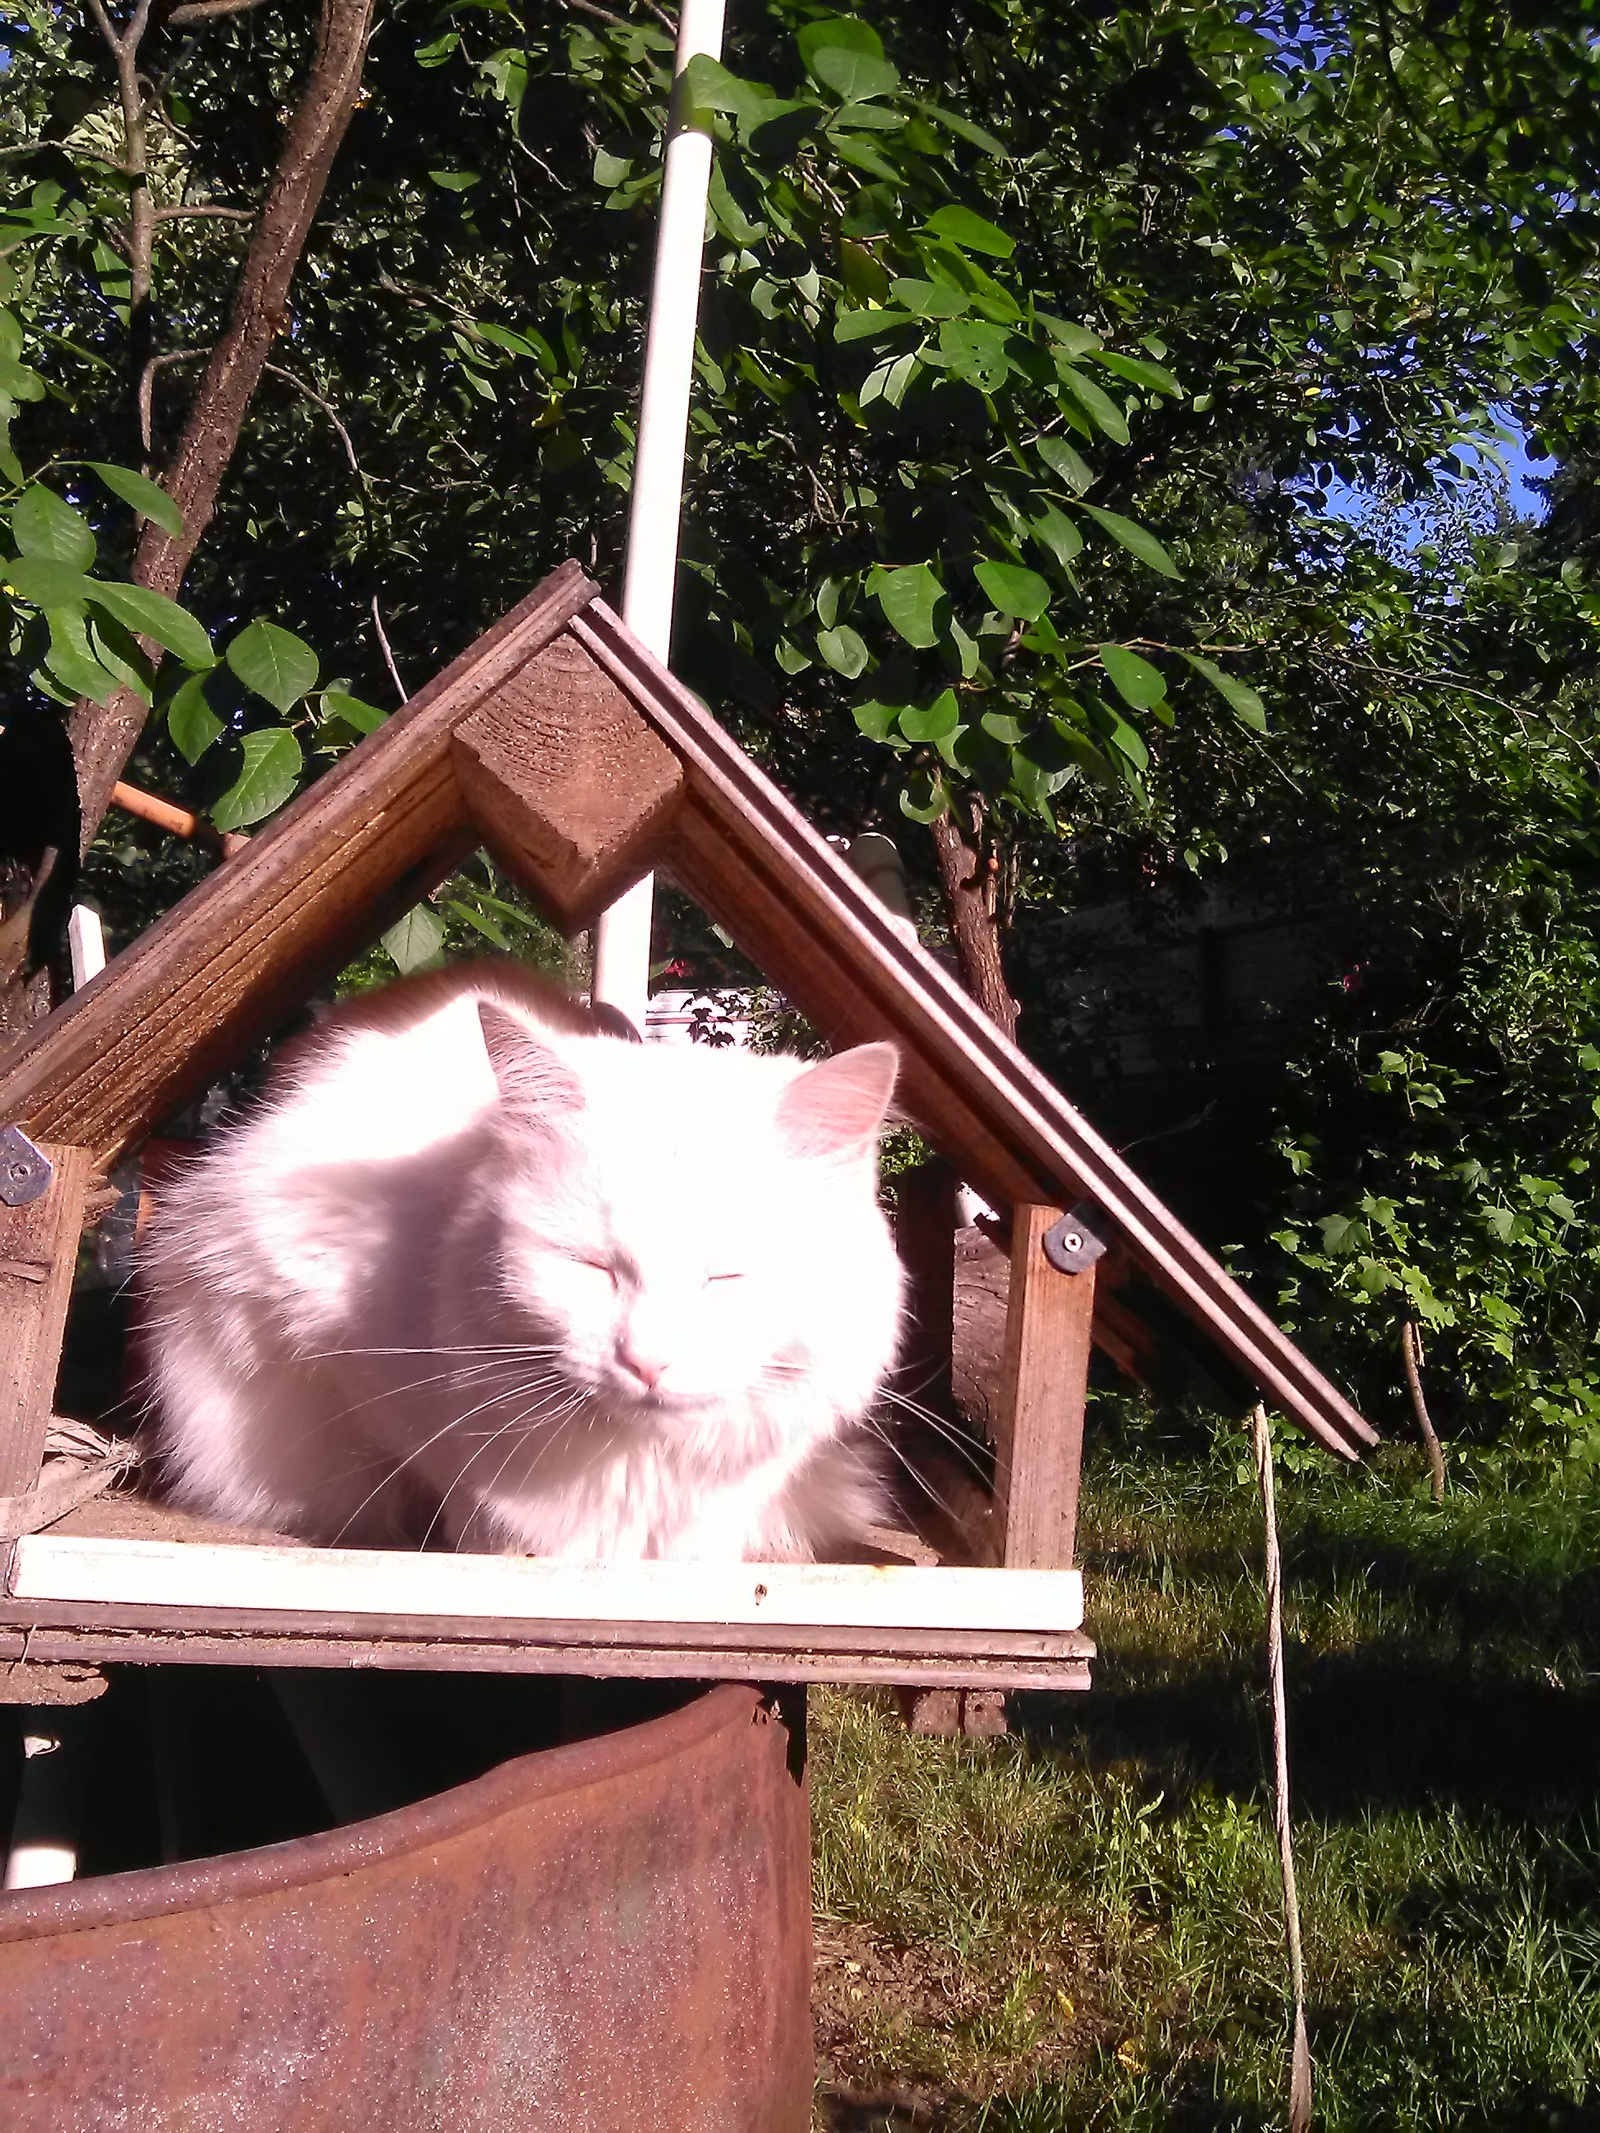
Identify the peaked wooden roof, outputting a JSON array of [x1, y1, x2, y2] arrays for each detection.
[[0, 561, 1375, 1459]]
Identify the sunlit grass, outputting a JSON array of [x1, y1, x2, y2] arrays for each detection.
[[812, 1431, 1600, 2130]]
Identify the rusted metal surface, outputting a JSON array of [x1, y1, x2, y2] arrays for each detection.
[[0, 1681, 812, 2130]]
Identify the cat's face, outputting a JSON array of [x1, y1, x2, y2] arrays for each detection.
[[478, 1005, 902, 1423]]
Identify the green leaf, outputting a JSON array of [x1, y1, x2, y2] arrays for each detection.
[[797, 18, 899, 100], [86, 462, 184, 538], [1099, 643, 1168, 710], [1078, 503, 1182, 580], [933, 318, 1013, 391], [1091, 350, 1182, 396], [428, 170, 480, 192], [1, 554, 91, 608], [1031, 504, 1084, 569], [923, 205, 1016, 259], [87, 612, 155, 701], [211, 727, 304, 831], [809, 44, 899, 101], [1036, 437, 1095, 495], [852, 699, 902, 743], [890, 277, 971, 320], [0, 353, 46, 402], [226, 619, 318, 712], [447, 897, 511, 950], [1180, 652, 1268, 732], [320, 688, 388, 735], [1057, 366, 1130, 444], [981, 711, 1026, 744], [868, 562, 942, 649], [974, 559, 1051, 620], [40, 608, 121, 706], [898, 689, 960, 742], [167, 671, 224, 763], [11, 485, 95, 571], [680, 53, 788, 128], [817, 625, 869, 678], [835, 306, 917, 343], [898, 771, 950, 824], [89, 580, 217, 668], [1037, 316, 1102, 359], [381, 902, 447, 974], [914, 101, 1006, 159]]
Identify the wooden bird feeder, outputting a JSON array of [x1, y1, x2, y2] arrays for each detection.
[[0, 564, 1375, 1701]]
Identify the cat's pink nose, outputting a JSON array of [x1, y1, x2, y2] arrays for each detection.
[[617, 1341, 665, 1390]]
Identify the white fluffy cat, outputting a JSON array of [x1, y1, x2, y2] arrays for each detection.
[[139, 963, 904, 1561]]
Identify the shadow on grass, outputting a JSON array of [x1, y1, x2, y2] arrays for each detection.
[[1018, 1656, 1600, 1819]]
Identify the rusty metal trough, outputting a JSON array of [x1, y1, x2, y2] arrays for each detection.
[[0, 1683, 811, 2131]]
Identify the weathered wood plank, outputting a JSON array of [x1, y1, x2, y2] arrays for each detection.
[[0, 564, 595, 1169], [993, 1206, 1095, 1571], [892, 1158, 958, 1420], [0, 1145, 91, 1501], [0, 1613, 1094, 1691], [452, 631, 684, 928], [8, 1534, 1084, 1634], [569, 601, 1374, 1460]]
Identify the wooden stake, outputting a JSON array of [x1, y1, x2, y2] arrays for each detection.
[[0, 1144, 92, 1501], [993, 1205, 1095, 1571]]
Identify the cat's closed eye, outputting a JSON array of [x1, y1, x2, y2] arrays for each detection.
[[705, 1271, 746, 1285]]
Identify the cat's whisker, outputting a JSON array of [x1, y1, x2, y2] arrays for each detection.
[[857, 1414, 964, 1527], [430, 1390, 592, 1552]]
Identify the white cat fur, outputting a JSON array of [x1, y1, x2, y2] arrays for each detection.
[[140, 966, 904, 1561]]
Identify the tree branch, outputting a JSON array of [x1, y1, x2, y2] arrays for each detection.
[[68, 0, 379, 845], [137, 345, 208, 454], [167, 0, 275, 20], [151, 203, 258, 222], [263, 360, 360, 472]]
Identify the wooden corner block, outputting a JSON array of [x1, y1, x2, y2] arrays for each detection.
[[0, 1143, 92, 1500], [994, 1205, 1095, 1572], [451, 631, 685, 928]]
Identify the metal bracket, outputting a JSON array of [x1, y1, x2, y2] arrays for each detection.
[[1041, 1203, 1107, 1276], [0, 1126, 53, 1209]]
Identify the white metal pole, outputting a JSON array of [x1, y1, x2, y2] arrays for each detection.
[[591, 0, 726, 1035]]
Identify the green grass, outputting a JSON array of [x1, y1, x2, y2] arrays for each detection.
[[811, 1429, 1600, 2130]]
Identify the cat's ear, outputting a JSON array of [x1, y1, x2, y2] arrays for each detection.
[[478, 1002, 586, 1120], [776, 1043, 898, 1162]]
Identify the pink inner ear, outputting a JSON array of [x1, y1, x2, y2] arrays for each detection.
[[478, 1002, 586, 1117], [776, 1042, 899, 1160]]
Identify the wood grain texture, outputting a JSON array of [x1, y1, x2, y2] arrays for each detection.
[[452, 632, 683, 928], [568, 600, 1374, 1460], [0, 1145, 91, 1499], [892, 1159, 958, 1419], [0, 1613, 1094, 1691], [0, 564, 595, 1169], [993, 1206, 1095, 1572]]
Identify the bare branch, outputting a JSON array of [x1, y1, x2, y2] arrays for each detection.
[[370, 594, 408, 703], [0, 142, 138, 176], [137, 345, 208, 454], [167, 0, 275, 20], [557, 0, 637, 28], [69, 0, 379, 842], [263, 360, 360, 473], [152, 203, 257, 222]]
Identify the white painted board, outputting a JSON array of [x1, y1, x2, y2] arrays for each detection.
[[9, 1534, 1083, 1635]]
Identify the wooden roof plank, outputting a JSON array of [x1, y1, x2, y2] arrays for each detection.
[[569, 601, 1376, 1459], [0, 564, 594, 1168]]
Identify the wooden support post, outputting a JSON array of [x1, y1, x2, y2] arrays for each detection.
[[0, 1143, 92, 1500], [994, 1205, 1095, 1572], [892, 1158, 958, 1420]]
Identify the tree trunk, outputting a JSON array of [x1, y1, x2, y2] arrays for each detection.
[[930, 800, 1018, 1040], [68, 0, 378, 847]]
